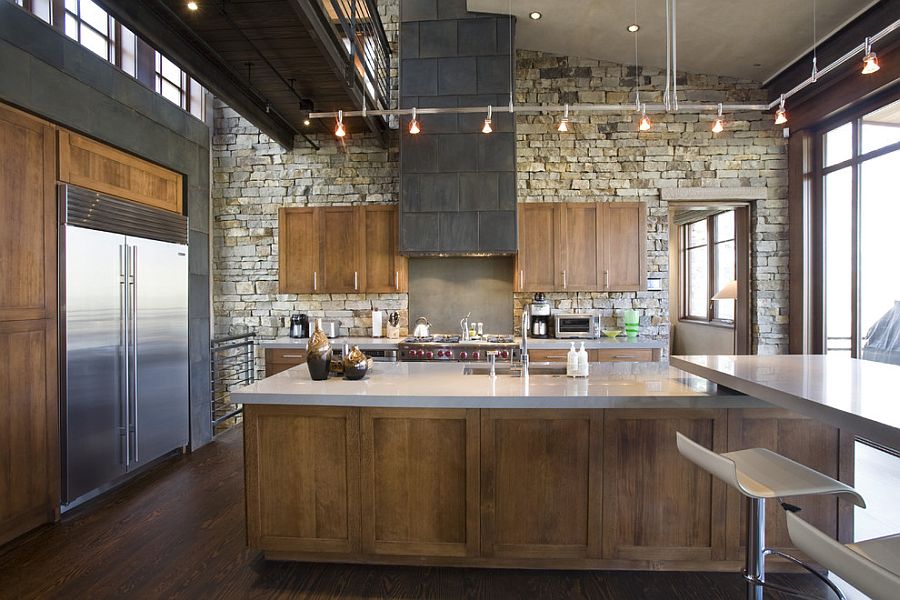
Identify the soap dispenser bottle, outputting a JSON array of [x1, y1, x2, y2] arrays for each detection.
[[567, 342, 578, 377], [577, 342, 589, 377]]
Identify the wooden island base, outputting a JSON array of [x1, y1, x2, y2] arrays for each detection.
[[243, 404, 853, 572]]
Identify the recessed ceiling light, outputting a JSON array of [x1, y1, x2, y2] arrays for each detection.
[[529, 11, 542, 20], [187, 1, 198, 10], [627, 24, 640, 33]]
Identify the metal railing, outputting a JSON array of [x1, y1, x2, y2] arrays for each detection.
[[210, 333, 256, 434], [323, 0, 392, 112]]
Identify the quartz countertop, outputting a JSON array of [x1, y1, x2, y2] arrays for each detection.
[[670, 354, 900, 452], [232, 361, 760, 410], [258, 336, 666, 350]]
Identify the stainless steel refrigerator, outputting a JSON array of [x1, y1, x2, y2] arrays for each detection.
[[60, 184, 189, 505]]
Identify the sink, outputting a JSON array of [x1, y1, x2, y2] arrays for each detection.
[[463, 363, 568, 376]]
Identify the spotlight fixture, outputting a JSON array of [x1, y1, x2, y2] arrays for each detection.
[[638, 104, 651, 131], [409, 107, 421, 134], [529, 11, 542, 20], [187, 1, 198, 10], [335, 109, 346, 137], [712, 103, 724, 134], [482, 105, 493, 134], [303, 118, 311, 126], [774, 95, 787, 125], [627, 24, 640, 33], [862, 37, 880, 74], [558, 104, 570, 132]]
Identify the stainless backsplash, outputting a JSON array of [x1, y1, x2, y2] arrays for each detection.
[[408, 257, 514, 334]]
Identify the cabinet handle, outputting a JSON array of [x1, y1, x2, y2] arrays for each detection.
[[605, 269, 609, 289], [519, 269, 524, 290], [542, 354, 566, 359], [313, 271, 317, 291], [562, 270, 567, 289], [354, 271, 358, 290], [395, 270, 399, 290], [281, 354, 306, 359], [613, 355, 639, 359]]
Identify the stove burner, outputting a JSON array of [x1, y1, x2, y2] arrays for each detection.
[[485, 335, 515, 344], [402, 335, 461, 344]]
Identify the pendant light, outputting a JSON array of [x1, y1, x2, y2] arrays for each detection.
[[408, 107, 421, 134], [712, 103, 724, 133], [482, 105, 493, 134], [862, 37, 880, 74], [638, 104, 651, 131], [335, 109, 346, 137], [774, 95, 787, 125], [558, 104, 570, 132]]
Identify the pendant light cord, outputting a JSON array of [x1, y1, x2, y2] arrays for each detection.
[[633, 0, 640, 109]]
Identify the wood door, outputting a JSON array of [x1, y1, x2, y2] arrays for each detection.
[[600, 202, 646, 291], [0, 319, 59, 546], [320, 206, 364, 293], [360, 408, 479, 557], [560, 203, 602, 291], [362, 205, 407, 293], [58, 130, 183, 214], [244, 405, 360, 554], [278, 207, 320, 293], [725, 409, 850, 561], [481, 409, 602, 559], [602, 409, 727, 562], [0, 104, 57, 322], [516, 203, 562, 292]]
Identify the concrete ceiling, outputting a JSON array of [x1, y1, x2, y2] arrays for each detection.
[[468, 0, 880, 82]]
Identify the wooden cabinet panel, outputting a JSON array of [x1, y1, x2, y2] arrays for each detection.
[[725, 409, 850, 561], [320, 206, 364, 293], [363, 205, 407, 293], [560, 203, 602, 291], [361, 408, 479, 557], [601, 203, 646, 291], [0, 105, 56, 322], [278, 207, 320, 293], [244, 405, 360, 554], [526, 349, 571, 362], [264, 348, 307, 376], [0, 319, 59, 546], [517, 203, 562, 292], [591, 348, 656, 362], [58, 130, 182, 214], [602, 409, 727, 562], [481, 409, 602, 559]]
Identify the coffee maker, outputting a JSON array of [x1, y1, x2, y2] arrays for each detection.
[[289, 313, 310, 338], [527, 292, 551, 338]]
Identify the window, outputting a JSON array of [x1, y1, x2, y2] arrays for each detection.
[[64, 0, 114, 62], [820, 98, 900, 361], [681, 211, 736, 324]]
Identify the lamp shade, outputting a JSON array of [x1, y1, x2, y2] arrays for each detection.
[[712, 280, 738, 300]]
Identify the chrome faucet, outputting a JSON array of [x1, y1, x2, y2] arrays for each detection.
[[519, 310, 529, 374], [460, 312, 471, 341]]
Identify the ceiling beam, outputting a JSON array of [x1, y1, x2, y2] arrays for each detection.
[[96, 0, 300, 149]]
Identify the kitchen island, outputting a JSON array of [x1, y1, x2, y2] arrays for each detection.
[[234, 362, 854, 572]]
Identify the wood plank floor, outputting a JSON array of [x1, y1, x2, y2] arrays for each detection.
[[0, 426, 835, 599]]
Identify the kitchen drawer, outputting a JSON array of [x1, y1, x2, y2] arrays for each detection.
[[591, 348, 655, 362], [266, 348, 308, 364], [527, 349, 572, 363]]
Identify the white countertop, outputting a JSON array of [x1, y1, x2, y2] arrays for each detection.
[[258, 336, 666, 350], [670, 354, 900, 451], [233, 361, 758, 410]]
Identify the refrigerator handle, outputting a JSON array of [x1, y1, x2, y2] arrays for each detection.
[[130, 245, 139, 464], [121, 244, 130, 468]]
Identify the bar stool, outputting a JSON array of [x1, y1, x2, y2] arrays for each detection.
[[786, 509, 900, 600], [676, 432, 866, 600]]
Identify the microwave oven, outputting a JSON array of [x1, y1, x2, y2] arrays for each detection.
[[552, 313, 599, 339]]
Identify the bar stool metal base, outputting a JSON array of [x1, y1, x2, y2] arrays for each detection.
[[743, 497, 846, 600]]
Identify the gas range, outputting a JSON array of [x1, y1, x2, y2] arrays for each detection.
[[399, 335, 520, 362]]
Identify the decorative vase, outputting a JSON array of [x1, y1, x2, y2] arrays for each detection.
[[624, 309, 640, 339], [306, 319, 332, 381], [342, 346, 370, 380]]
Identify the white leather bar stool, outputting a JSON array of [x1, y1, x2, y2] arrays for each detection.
[[676, 432, 866, 600], [786, 510, 900, 600]]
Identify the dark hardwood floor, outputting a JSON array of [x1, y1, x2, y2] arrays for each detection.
[[0, 426, 835, 599]]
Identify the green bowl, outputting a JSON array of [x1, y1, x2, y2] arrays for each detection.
[[602, 329, 623, 338]]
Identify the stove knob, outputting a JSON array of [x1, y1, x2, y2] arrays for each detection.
[[426, 351, 434, 359], [413, 349, 422, 358], [459, 351, 468, 360], [446, 351, 453, 359], [436, 349, 443, 358], [500, 350, 509, 359], [472, 351, 480, 360]]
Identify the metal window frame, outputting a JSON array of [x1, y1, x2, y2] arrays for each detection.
[[680, 212, 737, 326]]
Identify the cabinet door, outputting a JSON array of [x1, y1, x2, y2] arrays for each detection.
[[0, 104, 56, 322], [320, 206, 364, 293], [361, 408, 479, 557], [600, 202, 646, 291], [560, 203, 602, 291], [264, 348, 307, 376], [363, 205, 407, 293], [244, 405, 360, 554], [0, 319, 59, 546], [278, 207, 320, 293], [602, 409, 727, 562], [517, 203, 562, 292], [725, 409, 850, 561], [481, 409, 602, 559]]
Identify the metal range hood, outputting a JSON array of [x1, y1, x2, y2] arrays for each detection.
[[398, 0, 517, 255]]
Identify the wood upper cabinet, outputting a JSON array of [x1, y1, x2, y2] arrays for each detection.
[[602, 409, 727, 562], [516, 202, 647, 293], [279, 205, 405, 294], [481, 409, 603, 560], [360, 408, 479, 557], [58, 130, 183, 214], [244, 405, 360, 554]]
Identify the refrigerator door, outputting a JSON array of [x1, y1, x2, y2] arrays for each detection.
[[64, 226, 129, 502], [128, 236, 189, 466]]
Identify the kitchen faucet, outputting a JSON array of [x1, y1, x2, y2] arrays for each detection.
[[519, 310, 529, 374], [460, 312, 471, 341]]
